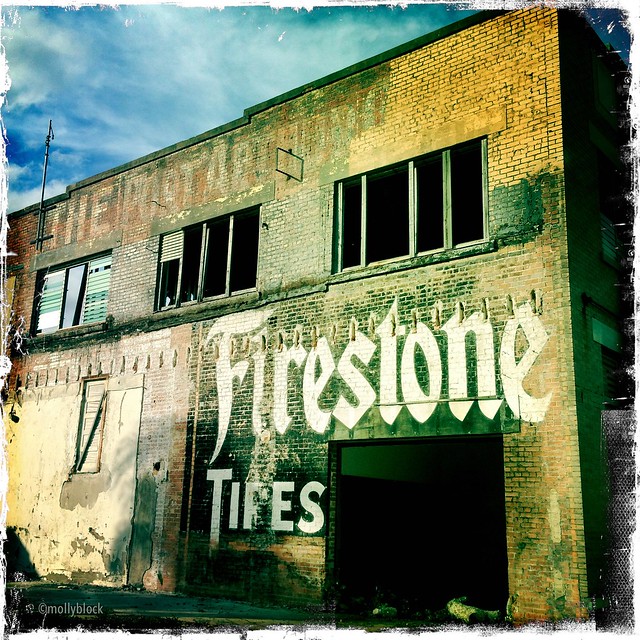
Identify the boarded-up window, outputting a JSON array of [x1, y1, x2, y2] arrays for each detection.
[[76, 379, 107, 473]]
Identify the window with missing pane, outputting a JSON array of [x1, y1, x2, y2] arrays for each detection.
[[416, 154, 444, 252], [180, 226, 204, 304], [451, 142, 485, 245], [229, 212, 259, 292], [366, 167, 409, 263], [157, 206, 260, 310], [203, 217, 230, 298], [335, 138, 487, 271]]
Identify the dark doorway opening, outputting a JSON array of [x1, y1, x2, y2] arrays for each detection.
[[333, 436, 508, 614]]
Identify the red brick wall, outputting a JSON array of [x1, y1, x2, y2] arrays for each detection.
[[7, 8, 618, 622]]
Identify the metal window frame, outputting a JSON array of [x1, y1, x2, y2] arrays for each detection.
[[335, 138, 488, 272], [224, 215, 235, 296], [338, 167, 413, 270], [360, 175, 367, 267], [442, 149, 453, 249], [201, 218, 228, 300], [335, 182, 345, 272], [408, 160, 417, 257], [446, 138, 488, 249], [197, 223, 209, 300], [412, 153, 447, 255], [481, 137, 489, 241], [156, 231, 185, 310], [178, 225, 207, 306], [228, 208, 261, 295], [156, 257, 181, 310], [158, 206, 260, 309]]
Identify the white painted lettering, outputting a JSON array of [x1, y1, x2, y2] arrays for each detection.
[[303, 337, 336, 433], [251, 334, 267, 436], [297, 481, 326, 534], [207, 468, 233, 547], [212, 343, 249, 463], [400, 321, 442, 423], [243, 482, 265, 530], [500, 302, 552, 422], [443, 311, 497, 398], [376, 300, 406, 425], [333, 331, 377, 429], [205, 309, 270, 463], [273, 342, 307, 434], [271, 481, 295, 532], [208, 299, 553, 439], [229, 481, 240, 529], [443, 311, 497, 421]]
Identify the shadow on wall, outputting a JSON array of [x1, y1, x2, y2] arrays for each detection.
[[5, 527, 40, 581], [101, 524, 131, 579], [128, 472, 158, 586]]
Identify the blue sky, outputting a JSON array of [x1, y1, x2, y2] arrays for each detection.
[[1, 3, 634, 214]]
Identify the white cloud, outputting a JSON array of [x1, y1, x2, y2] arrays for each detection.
[[8, 178, 67, 214], [2, 4, 475, 207], [6, 162, 29, 182], [2, 9, 92, 116]]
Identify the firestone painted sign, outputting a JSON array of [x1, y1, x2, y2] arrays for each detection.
[[205, 298, 551, 544]]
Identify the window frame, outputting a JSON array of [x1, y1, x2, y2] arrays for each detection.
[[33, 253, 112, 334], [156, 206, 260, 311], [334, 138, 488, 272], [74, 377, 108, 475]]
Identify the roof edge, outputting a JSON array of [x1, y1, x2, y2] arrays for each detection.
[[9, 8, 505, 219]]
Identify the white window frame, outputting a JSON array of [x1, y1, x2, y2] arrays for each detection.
[[34, 253, 112, 334]]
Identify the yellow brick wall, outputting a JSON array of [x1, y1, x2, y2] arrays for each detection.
[[6, 8, 606, 622]]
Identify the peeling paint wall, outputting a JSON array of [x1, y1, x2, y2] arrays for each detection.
[[7, 375, 144, 583], [4, 7, 627, 623]]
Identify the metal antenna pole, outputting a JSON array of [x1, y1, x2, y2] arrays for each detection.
[[35, 120, 54, 251]]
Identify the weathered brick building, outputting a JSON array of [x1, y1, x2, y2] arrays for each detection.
[[4, 8, 631, 623]]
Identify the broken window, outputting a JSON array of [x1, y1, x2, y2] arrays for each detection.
[[34, 254, 112, 334], [180, 226, 204, 303], [593, 54, 618, 120], [366, 167, 410, 263], [75, 378, 107, 474], [157, 207, 260, 310], [229, 212, 259, 293], [416, 154, 444, 252], [597, 151, 626, 269], [158, 232, 182, 308], [335, 139, 487, 271], [203, 217, 230, 298]]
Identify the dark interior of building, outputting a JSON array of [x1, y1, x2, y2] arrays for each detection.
[[335, 436, 508, 614]]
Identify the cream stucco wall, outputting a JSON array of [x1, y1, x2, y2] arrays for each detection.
[[6, 374, 143, 583]]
